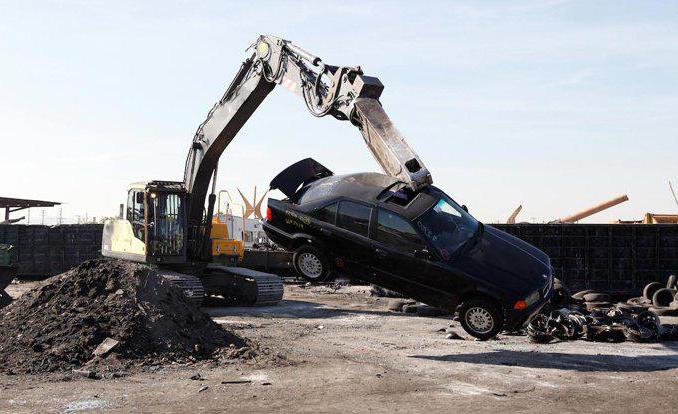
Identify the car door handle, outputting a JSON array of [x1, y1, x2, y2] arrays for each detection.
[[374, 248, 388, 258]]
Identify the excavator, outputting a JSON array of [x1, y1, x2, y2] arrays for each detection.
[[102, 35, 431, 306]]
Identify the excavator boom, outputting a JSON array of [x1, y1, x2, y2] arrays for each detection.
[[184, 35, 432, 235]]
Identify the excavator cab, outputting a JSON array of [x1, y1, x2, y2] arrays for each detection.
[[103, 181, 188, 265]]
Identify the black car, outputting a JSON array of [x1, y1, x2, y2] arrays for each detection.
[[264, 158, 553, 339]]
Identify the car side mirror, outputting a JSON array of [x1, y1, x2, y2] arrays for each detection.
[[414, 248, 433, 261], [462, 205, 468, 213]]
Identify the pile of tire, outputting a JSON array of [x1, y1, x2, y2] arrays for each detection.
[[527, 275, 678, 344], [623, 275, 678, 317], [527, 306, 678, 344]]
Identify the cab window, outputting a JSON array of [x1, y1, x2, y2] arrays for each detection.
[[127, 190, 146, 241], [314, 202, 337, 224], [375, 209, 426, 254], [337, 201, 371, 237], [150, 192, 184, 256]]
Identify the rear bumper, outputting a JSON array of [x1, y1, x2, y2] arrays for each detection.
[[262, 222, 293, 248]]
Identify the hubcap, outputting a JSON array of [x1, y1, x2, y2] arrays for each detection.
[[298, 253, 322, 278], [465, 307, 494, 334]]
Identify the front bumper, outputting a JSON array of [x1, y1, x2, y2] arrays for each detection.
[[504, 274, 554, 331]]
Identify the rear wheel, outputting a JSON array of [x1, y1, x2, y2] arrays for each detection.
[[458, 298, 504, 340], [293, 245, 332, 283]]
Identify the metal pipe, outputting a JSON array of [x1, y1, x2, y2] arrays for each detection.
[[507, 205, 523, 224], [559, 194, 629, 223]]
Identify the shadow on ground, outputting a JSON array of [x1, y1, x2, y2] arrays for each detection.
[[202, 299, 420, 319], [411, 349, 678, 372]]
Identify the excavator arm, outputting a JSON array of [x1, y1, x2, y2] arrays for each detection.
[[184, 35, 432, 230]]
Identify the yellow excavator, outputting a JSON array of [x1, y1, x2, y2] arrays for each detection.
[[102, 35, 431, 306]]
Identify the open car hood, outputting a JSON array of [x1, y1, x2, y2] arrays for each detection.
[[270, 158, 333, 198]]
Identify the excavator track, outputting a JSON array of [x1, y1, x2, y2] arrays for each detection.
[[157, 270, 205, 307], [249, 273, 285, 305], [202, 265, 284, 306]]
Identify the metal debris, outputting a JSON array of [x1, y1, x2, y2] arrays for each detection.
[[92, 338, 119, 357]]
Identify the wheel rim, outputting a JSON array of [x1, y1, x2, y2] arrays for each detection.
[[465, 307, 494, 334], [298, 253, 322, 279]]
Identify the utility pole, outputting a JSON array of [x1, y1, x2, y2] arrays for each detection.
[[27, 209, 30, 225], [41, 209, 45, 225], [58, 208, 63, 225]]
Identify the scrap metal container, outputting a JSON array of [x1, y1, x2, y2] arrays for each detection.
[[0, 224, 103, 277], [494, 223, 678, 295]]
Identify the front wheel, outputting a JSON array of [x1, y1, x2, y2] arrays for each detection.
[[293, 245, 332, 283], [458, 298, 504, 340]]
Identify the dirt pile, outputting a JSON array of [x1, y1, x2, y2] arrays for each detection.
[[0, 259, 249, 375]]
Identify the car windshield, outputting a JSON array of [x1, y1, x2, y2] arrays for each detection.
[[414, 192, 479, 261]]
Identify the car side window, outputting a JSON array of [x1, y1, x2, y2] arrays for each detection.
[[337, 201, 371, 237], [375, 209, 426, 254], [314, 202, 337, 224]]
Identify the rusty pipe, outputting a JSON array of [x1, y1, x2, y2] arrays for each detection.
[[559, 194, 629, 223]]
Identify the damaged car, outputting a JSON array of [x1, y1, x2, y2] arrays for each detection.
[[263, 158, 554, 339]]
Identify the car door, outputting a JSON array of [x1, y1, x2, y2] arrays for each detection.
[[370, 208, 458, 309], [330, 200, 376, 281]]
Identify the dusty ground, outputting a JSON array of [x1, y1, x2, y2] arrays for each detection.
[[2, 282, 678, 413]]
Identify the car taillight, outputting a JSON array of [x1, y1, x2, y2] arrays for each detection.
[[513, 300, 527, 310], [266, 207, 272, 221]]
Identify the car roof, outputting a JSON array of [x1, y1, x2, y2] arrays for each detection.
[[298, 172, 438, 220]]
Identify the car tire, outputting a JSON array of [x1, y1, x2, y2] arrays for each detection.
[[572, 290, 595, 300], [643, 282, 663, 301], [616, 302, 647, 314], [652, 288, 675, 308], [293, 245, 332, 283], [458, 298, 504, 341], [649, 306, 678, 317], [583, 292, 610, 302], [585, 301, 612, 312], [627, 296, 652, 306]]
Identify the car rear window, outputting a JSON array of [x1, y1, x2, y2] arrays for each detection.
[[375, 209, 426, 253], [314, 203, 337, 224], [337, 201, 371, 237]]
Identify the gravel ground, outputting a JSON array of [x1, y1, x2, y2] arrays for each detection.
[[2, 282, 678, 413]]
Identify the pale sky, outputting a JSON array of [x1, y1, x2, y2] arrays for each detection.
[[1, 0, 677, 224]]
